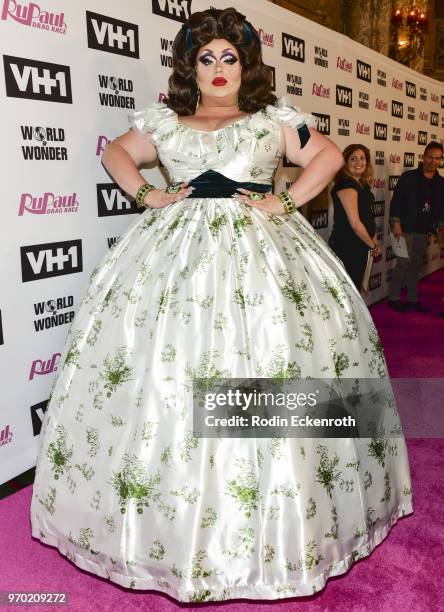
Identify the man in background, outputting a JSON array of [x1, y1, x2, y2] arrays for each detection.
[[388, 141, 444, 313]]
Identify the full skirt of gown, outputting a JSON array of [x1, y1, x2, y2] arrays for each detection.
[[30, 99, 413, 603]]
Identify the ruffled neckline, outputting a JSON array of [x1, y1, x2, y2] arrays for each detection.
[[168, 97, 312, 134], [129, 97, 315, 142], [176, 114, 252, 134]]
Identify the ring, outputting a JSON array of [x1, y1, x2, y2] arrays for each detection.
[[165, 184, 182, 194], [248, 192, 265, 201]]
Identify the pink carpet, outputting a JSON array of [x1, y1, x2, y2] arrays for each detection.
[[1, 269, 443, 612], [370, 267, 444, 379]]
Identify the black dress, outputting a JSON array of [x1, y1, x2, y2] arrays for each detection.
[[329, 177, 376, 289]]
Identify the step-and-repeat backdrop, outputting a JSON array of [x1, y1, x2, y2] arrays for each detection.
[[1, 0, 444, 484]]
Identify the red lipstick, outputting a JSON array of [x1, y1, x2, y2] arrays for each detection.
[[212, 77, 227, 86]]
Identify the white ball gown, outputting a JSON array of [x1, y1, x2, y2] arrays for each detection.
[[30, 98, 413, 603]]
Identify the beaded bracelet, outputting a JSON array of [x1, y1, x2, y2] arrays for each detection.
[[278, 190, 297, 214], [135, 183, 156, 208]]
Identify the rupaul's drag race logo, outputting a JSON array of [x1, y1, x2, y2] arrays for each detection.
[[0, 424, 13, 447], [18, 191, 79, 215], [29, 352, 61, 380], [1, 0, 66, 34]]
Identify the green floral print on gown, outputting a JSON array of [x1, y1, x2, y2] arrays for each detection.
[[30, 98, 413, 603]]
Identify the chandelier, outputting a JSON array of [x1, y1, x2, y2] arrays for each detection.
[[390, 2, 428, 66]]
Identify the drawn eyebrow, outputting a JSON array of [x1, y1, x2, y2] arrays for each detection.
[[199, 48, 236, 56]]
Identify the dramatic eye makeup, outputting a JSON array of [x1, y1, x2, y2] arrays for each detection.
[[197, 50, 239, 66], [198, 54, 215, 66], [221, 53, 238, 65]]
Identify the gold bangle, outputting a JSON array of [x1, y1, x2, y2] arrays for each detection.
[[278, 190, 297, 214], [135, 183, 156, 208]]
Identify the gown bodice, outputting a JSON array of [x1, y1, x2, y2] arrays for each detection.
[[129, 97, 317, 186]]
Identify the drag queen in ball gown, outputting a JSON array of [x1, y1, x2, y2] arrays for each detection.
[[30, 7, 412, 603]]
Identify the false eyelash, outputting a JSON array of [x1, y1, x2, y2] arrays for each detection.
[[222, 56, 238, 64], [198, 56, 215, 65]]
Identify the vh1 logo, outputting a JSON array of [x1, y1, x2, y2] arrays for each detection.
[[418, 131, 428, 145], [21, 239, 83, 281], [312, 112, 330, 134], [389, 175, 400, 191], [356, 59, 371, 82], [404, 152, 415, 167], [391, 100, 403, 118], [282, 32, 305, 62], [374, 122, 387, 140], [86, 11, 139, 58], [30, 400, 48, 436], [3, 55, 72, 103], [151, 0, 192, 22], [405, 81, 417, 98], [336, 85, 352, 107], [97, 183, 139, 216], [309, 209, 328, 229]]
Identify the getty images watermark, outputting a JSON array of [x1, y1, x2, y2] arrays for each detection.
[[192, 378, 406, 438], [204, 388, 356, 429]]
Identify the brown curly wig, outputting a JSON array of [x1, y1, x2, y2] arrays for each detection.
[[334, 144, 374, 187], [165, 7, 276, 116]]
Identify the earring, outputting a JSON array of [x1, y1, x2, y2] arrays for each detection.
[[195, 89, 200, 114]]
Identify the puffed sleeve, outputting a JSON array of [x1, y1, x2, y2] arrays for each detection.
[[128, 101, 177, 137], [268, 97, 317, 148]]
